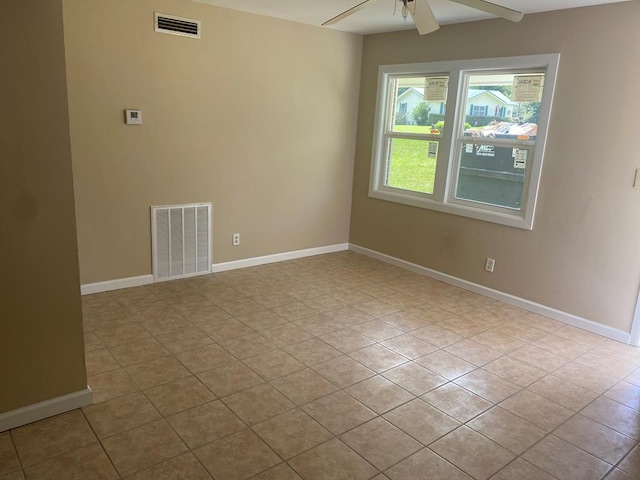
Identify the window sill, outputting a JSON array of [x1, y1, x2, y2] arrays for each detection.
[[368, 188, 534, 230]]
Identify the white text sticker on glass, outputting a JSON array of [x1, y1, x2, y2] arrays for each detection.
[[476, 145, 495, 157], [425, 78, 448, 101], [513, 149, 527, 169], [428, 142, 438, 159], [512, 75, 544, 102], [465, 143, 474, 154]]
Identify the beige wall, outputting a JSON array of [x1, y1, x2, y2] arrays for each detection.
[[0, 0, 87, 413], [63, 0, 362, 284], [350, 2, 640, 333]]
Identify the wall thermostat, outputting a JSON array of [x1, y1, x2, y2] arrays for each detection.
[[125, 109, 143, 125]]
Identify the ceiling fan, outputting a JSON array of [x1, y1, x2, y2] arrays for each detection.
[[323, 0, 524, 35]]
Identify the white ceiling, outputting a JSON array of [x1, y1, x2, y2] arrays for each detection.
[[191, 0, 630, 35]]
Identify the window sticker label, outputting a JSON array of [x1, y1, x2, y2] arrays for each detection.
[[428, 142, 438, 159], [512, 75, 544, 102], [425, 77, 448, 101], [513, 149, 527, 169]]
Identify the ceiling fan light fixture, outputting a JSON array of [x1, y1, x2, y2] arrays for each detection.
[[402, 2, 409, 20]]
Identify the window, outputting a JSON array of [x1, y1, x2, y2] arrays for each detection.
[[369, 54, 559, 229], [471, 105, 488, 116], [383, 76, 448, 195]]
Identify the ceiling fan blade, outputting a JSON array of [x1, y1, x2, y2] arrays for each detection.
[[323, 0, 380, 26], [409, 0, 440, 35], [448, 0, 523, 23]]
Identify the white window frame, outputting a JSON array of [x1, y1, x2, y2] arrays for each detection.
[[369, 54, 560, 230]]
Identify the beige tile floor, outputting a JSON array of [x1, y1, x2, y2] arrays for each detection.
[[2, 251, 640, 479]]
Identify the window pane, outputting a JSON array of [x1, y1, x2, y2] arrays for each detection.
[[386, 139, 438, 194], [455, 143, 529, 210], [392, 76, 448, 134], [462, 73, 543, 140]]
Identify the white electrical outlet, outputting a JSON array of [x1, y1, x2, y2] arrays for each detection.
[[232, 233, 240, 246], [485, 258, 495, 272]]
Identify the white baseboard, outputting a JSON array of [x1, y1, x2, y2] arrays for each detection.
[[210, 243, 350, 273], [349, 244, 631, 344], [0, 387, 93, 432], [79, 243, 628, 344], [80, 244, 350, 295], [80, 275, 153, 295], [81, 275, 154, 295]]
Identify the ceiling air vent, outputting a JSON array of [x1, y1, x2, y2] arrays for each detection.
[[154, 12, 201, 39]]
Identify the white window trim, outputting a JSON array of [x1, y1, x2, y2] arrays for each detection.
[[368, 54, 560, 230]]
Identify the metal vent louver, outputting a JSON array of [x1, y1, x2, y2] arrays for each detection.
[[152, 203, 211, 282], [154, 12, 201, 38]]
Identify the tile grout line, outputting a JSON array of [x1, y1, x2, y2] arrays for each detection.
[[78, 408, 125, 479], [6, 430, 26, 479]]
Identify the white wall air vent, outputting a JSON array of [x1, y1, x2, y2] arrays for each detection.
[[154, 12, 201, 39], [151, 203, 212, 282]]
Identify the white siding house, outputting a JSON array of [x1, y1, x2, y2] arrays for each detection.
[[396, 88, 445, 124], [396, 87, 517, 124], [467, 89, 516, 118]]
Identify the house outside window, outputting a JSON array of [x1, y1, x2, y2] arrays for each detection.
[[369, 54, 560, 229]]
